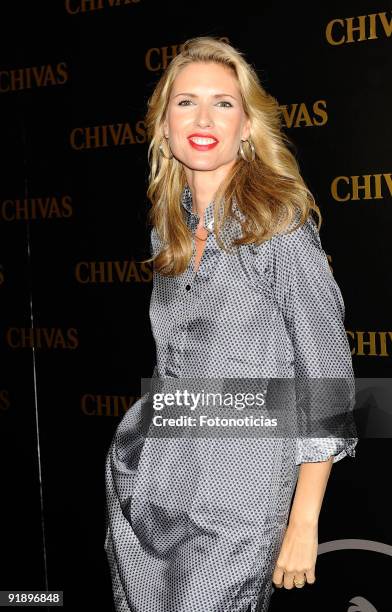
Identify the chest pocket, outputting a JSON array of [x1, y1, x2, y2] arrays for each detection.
[[237, 240, 294, 368], [237, 240, 277, 307]]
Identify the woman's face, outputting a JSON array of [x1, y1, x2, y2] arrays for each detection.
[[162, 62, 251, 173]]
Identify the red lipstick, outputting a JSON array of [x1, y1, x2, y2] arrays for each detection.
[[187, 133, 219, 151]]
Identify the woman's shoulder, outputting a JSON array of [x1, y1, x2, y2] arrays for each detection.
[[150, 225, 165, 258], [249, 210, 324, 269], [270, 209, 322, 252]]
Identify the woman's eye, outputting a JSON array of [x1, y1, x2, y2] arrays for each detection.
[[177, 99, 233, 107]]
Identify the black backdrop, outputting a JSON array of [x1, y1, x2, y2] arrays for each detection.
[[1, 2, 391, 611]]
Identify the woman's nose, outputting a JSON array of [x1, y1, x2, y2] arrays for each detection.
[[196, 105, 213, 128]]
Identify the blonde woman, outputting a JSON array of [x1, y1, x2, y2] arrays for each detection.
[[104, 37, 358, 612]]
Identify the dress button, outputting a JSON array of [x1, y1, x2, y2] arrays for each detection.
[[185, 284, 191, 290]]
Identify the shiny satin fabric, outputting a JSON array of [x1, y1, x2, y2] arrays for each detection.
[[104, 185, 358, 612]]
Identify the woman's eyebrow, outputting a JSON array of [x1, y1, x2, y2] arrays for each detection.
[[172, 92, 237, 99]]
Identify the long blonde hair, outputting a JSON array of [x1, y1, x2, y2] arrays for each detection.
[[142, 36, 322, 276]]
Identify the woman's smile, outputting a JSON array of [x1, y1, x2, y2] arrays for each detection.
[[187, 133, 219, 151]]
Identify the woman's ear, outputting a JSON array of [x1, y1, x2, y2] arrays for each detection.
[[242, 117, 251, 141], [162, 116, 169, 139]]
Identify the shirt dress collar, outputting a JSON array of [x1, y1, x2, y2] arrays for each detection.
[[181, 184, 241, 234]]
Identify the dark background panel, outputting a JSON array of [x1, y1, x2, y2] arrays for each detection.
[[0, 2, 390, 611]]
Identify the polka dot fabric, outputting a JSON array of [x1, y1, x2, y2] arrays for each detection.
[[104, 185, 358, 611]]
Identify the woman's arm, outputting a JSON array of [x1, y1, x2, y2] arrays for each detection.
[[289, 457, 333, 526], [268, 213, 358, 467], [268, 214, 358, 589], [272, 457, 333, 590]]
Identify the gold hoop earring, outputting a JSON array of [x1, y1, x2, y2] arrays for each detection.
[[239, 139, 256, 162], [159, 138, 173, 159]]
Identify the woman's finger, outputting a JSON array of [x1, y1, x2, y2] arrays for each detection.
[[305, 568, 316, 584], [272, 566, 284, 588], [293, 572, 306, 588], [283, 571, 296, 589]]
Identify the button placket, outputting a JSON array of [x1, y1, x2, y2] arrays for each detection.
[[169, 219, 197, 376]]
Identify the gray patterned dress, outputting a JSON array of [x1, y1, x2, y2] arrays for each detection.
[[104, 184, 358, 612]]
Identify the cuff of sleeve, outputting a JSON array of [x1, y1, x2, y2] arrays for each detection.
[[295, 437, 358, 465]]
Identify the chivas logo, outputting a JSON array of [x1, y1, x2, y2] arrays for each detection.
[[75, 260, 152, 283], [331, 174, 392, 201], [145, 37, 230, 71], [279, 100, 327, 128], [0, 196, 72, 221], [70, 121, 146, 149], [316, 539, 392, 611], [65, 0, 140, 14], [6, 328, 79, 349], [81, 393, 138, 416], [326, 11, 392, 45], [0, 63, 68, 92], [347, 332, 392, 357]]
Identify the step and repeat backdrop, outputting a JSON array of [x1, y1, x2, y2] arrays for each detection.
[[0, 2, 391, 611]]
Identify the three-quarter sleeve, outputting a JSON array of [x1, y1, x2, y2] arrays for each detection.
[[270, 213, 358, 465]]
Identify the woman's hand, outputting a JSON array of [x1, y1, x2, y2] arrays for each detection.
[[271, 520, 318, 589]]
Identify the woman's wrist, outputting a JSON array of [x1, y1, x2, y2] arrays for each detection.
[[287, 457, 333, 529], [288, 512, 319, 529]]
